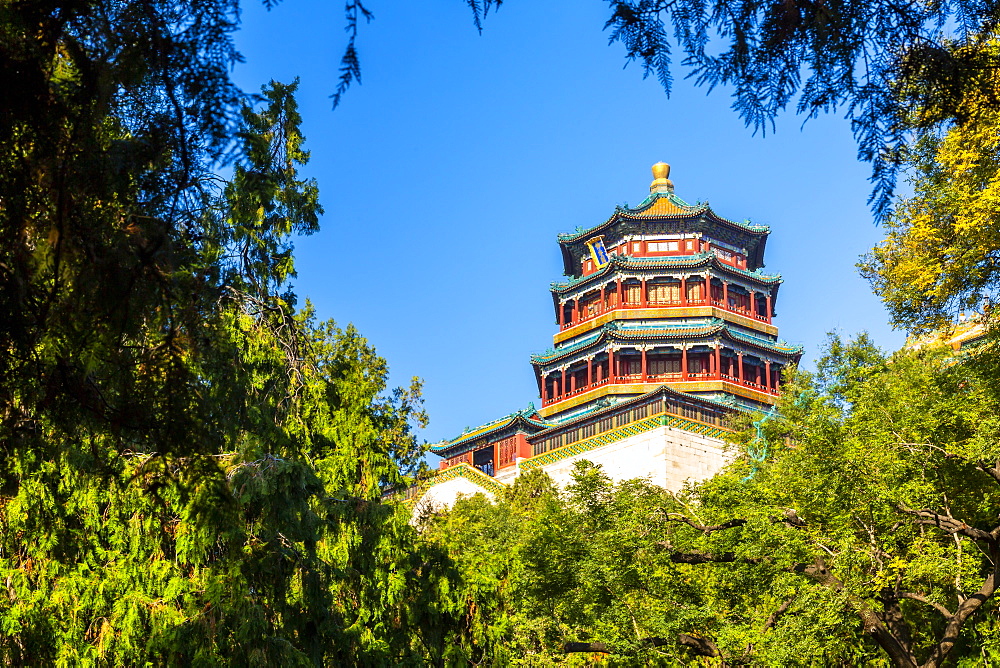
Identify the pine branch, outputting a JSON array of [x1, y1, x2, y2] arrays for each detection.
[[662, 549, 740, 564], [564, 636, 679, 655], [331, 0, 373, 109], [977, 461, 1000, 487], [464, 0, 503, 34], [677, 633, 721, 658], [762, 596, 795, 631]]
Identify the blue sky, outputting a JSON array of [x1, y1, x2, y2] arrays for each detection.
[[232, 0, 907, 452]]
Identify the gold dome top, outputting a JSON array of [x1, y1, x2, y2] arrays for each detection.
[[650, 162, 674, 194]]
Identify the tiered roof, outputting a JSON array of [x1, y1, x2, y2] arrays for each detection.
[[432, 163, 800, 467], [530, 319, 803, 364], [558, 191, 771, 273], [550, 252, 782, 296]]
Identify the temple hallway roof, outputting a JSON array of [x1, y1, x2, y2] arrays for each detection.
[[430, 405, 551, 453]]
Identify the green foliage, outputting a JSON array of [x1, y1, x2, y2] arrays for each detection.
[[424, 334, 1000, 667], [860, 39, 1000, 332], [0, 1, 467, 662], [599, 0, 1000, 218], [0, 75, 454, 664]]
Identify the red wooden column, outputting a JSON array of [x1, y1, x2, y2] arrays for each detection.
[[737, 352, 745, 384], [681, 347, 689, 381], [570, 367, 577, 393], [765, 360, 772, 392], [704, 273, 712, 305], [599, 286, 606, 314], [723, 282, 730, 311], [766, 292, 773, 322], [572, 299, 580, 325], [616, 280, 623, 310], [561, 368, 567, 397], [680, 277, 688, 306], [641, 348, 648, 382], [542, 375, 549, 404], [558, 302, 565, 327], [608, 347, 616, 380], [587, 357, 593, 387], [640, 279, 648, 308], [714, 346, 722, 379]]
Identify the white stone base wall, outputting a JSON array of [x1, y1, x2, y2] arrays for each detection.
[[534, 425, 731, 490], [414, 426, 733, 512], [414, 475, 495, 516]]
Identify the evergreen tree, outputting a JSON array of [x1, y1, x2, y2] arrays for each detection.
[[0, 2, 469, 663]]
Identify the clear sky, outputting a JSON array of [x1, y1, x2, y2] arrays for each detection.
[[231, 0, 907, 454]]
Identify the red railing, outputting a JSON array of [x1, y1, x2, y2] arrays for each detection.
[[560, 299, 770, 330], [541, 373, 780, 407]]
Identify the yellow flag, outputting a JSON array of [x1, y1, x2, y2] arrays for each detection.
[[586, 236, 610, 268]]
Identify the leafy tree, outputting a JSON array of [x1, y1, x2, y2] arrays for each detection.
[[860, 38, 1000, 333], [641, 334, 1000, 667], [599, 0, 1000, 217], [424, 333, 1000, 666], [0, 70, 454, 664]]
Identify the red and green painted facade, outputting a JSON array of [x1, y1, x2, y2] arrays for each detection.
[[429, 163, 801, 482]]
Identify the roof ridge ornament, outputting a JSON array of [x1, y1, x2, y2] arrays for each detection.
[[650, 161, 674, 195]]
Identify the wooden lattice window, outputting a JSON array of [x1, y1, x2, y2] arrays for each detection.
[[497, 437, 517, 468], [621, 358, 642, 376], [649, 358, 680, 375], [648, 282, 680, 304], [689, 355, 710, 374], [446, 452, 472, 469]]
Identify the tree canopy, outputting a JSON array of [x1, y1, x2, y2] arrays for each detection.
[[861, 38, 1000, 332], [600, 0, 1000, 218], [9, 0, 1000, 664], [422, 334, 1000, 666], [0, 1, 463, 662]]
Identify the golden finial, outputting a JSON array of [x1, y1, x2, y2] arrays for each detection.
[[650, 161, 674, 194]]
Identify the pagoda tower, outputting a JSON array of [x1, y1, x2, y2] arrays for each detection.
[[416, 164, 801, 509], [531, 162, 801, 422]]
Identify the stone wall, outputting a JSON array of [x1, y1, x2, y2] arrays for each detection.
[[535, 425, 731, 490], [413, 426, 732, 513]]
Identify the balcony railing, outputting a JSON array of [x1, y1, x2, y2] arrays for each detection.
[[541, 372, 780, 407], [560, 298, 771, 330]]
